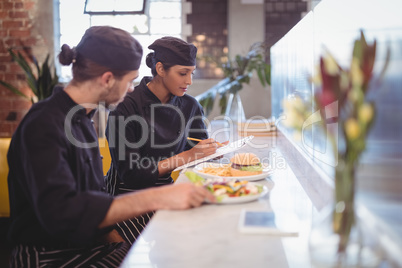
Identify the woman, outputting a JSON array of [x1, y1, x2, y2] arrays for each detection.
[[105, 36, 220, 244], [7, 26, 215, 267]]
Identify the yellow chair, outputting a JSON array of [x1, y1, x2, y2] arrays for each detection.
[[171, 170, 180, 182], [0, 137, 118, 217], [98, 137, 181, 181], [0, 138, 11, 218], [98, 137, 112, 176]]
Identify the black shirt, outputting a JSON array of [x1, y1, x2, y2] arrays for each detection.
[[7, 88, 113, 246], [106, 76, 208, 190]]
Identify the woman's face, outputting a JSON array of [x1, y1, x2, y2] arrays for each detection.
[[163, 65, 196, 97]]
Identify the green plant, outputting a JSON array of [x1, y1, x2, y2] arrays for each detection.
[[0, 48, 59, 103], [222, 41, 271, 88], [197, 42, 271, 116]]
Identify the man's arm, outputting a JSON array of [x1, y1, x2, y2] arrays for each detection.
[[99, 183, 215, 228]]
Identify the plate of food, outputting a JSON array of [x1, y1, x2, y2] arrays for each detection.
[[193, 153, 273, 181], [185, 171, 269, 204]]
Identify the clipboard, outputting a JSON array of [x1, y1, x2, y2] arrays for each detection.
[[173, 135, 254, 171]]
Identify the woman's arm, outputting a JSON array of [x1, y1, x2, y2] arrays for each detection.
[[157, 138, 218, 176]]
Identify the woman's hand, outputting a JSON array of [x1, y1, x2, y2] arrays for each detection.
[[157, 139, 227, 177], [212, 140, 229, 160], [188, 138, 219, 160]]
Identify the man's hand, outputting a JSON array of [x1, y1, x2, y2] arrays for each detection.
[[100, 183, 216, 228], [154, 183, 216, 209]]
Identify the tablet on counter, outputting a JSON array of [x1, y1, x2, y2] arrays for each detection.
[[238, 209, 299, 236]]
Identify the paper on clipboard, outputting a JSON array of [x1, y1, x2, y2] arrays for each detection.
[[173, 135, 254, 171]]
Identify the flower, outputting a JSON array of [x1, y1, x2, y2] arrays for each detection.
[[351, 58, 364, 87], [282, 30, 387, 160], [344, 118, 360, 140], [323, 52, 340, 76], [358, 103, 374, 124], [282, 30, 390, 256], [282, 96, 309, 131]]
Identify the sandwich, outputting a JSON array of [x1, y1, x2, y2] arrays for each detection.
[[230, 153, 263, 176]]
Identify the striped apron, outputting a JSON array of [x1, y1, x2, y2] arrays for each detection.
[[104, 163, 172, 245], [9, 242, 130, 268]]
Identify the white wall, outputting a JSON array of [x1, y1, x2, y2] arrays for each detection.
[[228, 0, 271, 119], [191, 0, 271, 119]]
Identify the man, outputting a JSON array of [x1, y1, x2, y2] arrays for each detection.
[[7, 26, 215, 267]]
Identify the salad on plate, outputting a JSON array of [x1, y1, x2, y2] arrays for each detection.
[[185, 171, 268, 203]]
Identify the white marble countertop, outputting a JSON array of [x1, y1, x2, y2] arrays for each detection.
[[121, 137, 315, 268], [120, 123, 401, 268]]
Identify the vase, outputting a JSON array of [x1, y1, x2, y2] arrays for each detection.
[[308, 159, 382, 267], [224, 93, 246, 124]]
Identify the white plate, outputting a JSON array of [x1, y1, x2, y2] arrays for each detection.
[[193, 162, 274, 181], [208, 184, 269, 204]]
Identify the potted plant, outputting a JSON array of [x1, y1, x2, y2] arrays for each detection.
[[0, 48, 59, 103], [197, 42, 271, 118]]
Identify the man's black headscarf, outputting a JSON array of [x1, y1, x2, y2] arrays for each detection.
[[76, 26, 143, 70]]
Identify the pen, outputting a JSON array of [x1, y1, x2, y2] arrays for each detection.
[[187, 137, 224, 147]]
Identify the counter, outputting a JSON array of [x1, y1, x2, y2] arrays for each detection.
[[120, 122, 401, 267]]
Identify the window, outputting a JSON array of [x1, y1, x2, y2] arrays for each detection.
[[57, 0, 182, 82], [84, 0, 146, 15]]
